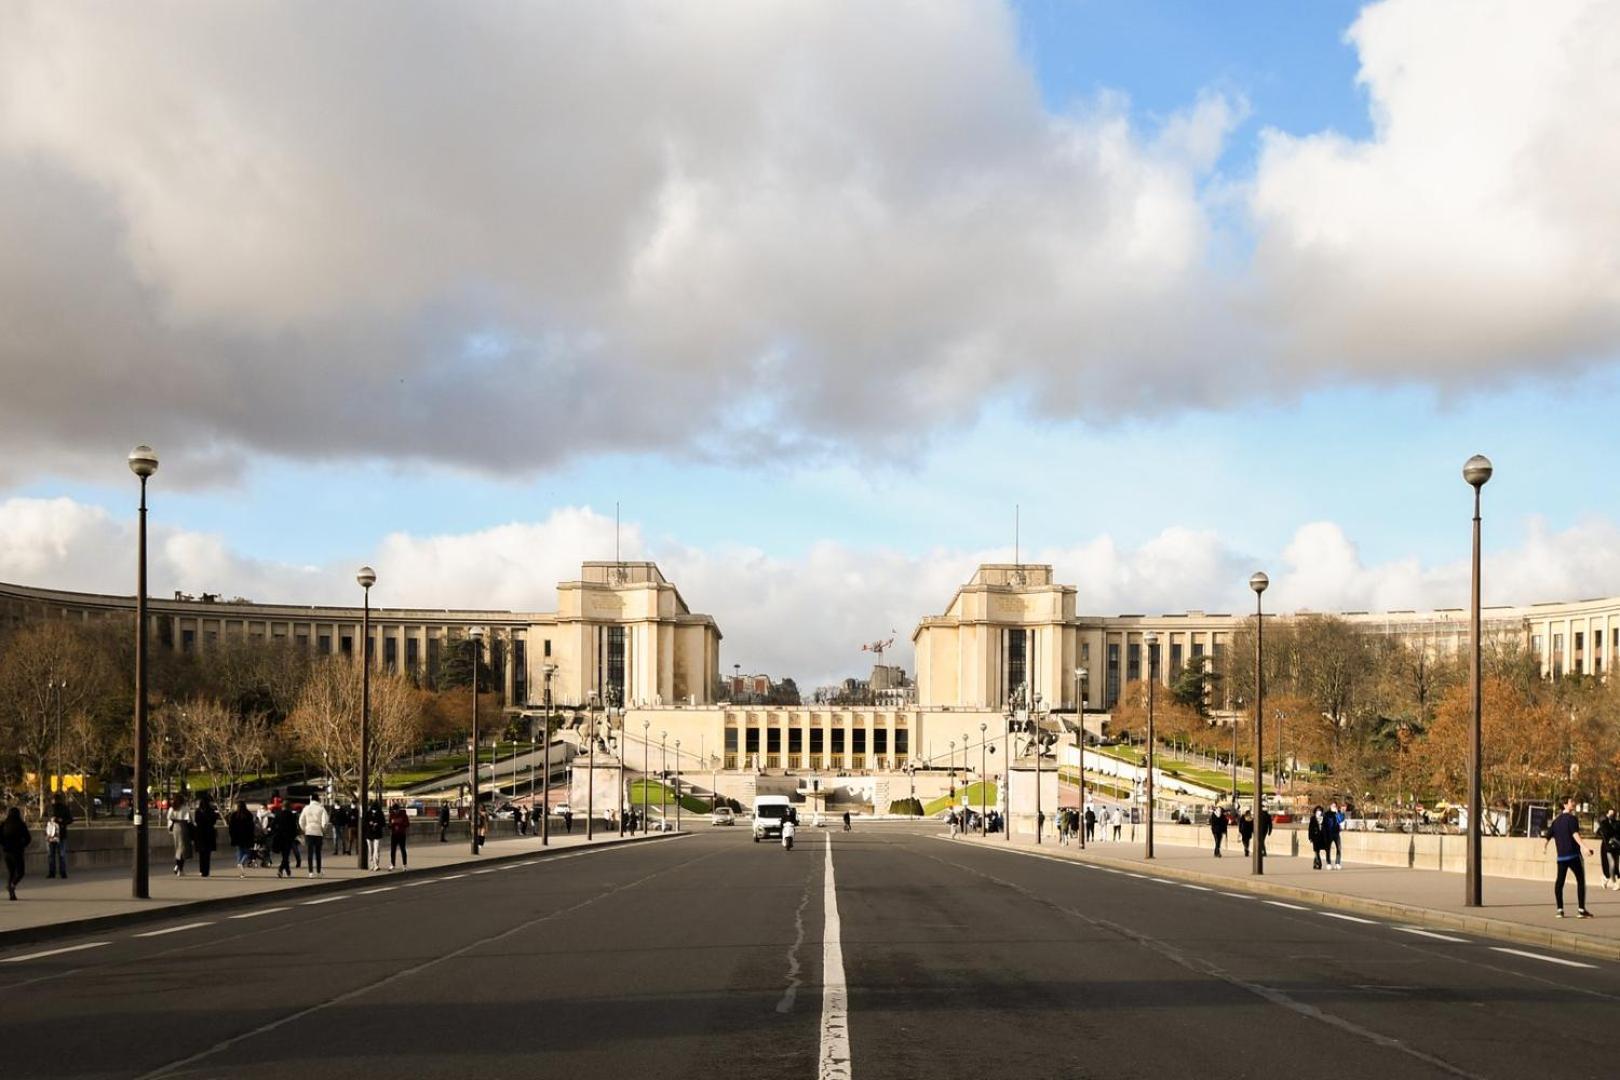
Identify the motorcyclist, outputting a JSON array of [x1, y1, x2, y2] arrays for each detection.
[[782, 816, 796, 850]]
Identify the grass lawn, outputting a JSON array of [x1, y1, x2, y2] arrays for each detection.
[[627, 779, 711, 813], [923, 781, 998, 816]]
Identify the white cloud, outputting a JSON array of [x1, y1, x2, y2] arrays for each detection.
[[8, 497, 1620, 688], [1249, 0, 1620, 380]]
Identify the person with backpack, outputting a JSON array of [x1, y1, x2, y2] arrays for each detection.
[[1238, 809, 1254, 857], [2, 806, 30, 901], [299, 793, 330, 877], [46, 797, 72, 879], [168, 794, 195, 876], [270, 799, 300, 879], [388, 802, 411, 870], [193, 793, 219, 878], [363, 801, 386, 870], [1597, 808, 1620, 890], [228, 800, 256, 876]]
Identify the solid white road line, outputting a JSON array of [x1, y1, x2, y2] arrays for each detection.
[[1320, 912, 1377, 925], [3, 941, 111, 963], [228, 907, 290, 920], [358, 886, 397, 895], [1490, 947, 1596, 969], [819, 834, 850, 1080], [1394, 927, 1469, 943], [301, 896, 347, 906], [1263, 900, 1309, 911], [134, 922, 214, 938]]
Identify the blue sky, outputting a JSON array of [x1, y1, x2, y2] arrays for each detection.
[[3, 1, 1619, 682]]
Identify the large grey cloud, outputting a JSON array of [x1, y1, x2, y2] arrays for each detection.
[[0, 1, 1616, 487]]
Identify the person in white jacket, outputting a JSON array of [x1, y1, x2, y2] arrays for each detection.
[[298, 794, 331, 877]]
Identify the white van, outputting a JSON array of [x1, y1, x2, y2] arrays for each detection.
[[752, 795, 794, 842]]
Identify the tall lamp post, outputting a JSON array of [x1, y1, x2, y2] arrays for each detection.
[[1074, 667, 1088, 849], [642, 717, 651, 834], [128, 445, 158, 900], [660, 730, 668, 828], [949, 741, 956, 797], [541, 665, 555, 846], [356, 566, 376, 869], [674, 738, 682, 832], [1032, 690, 1045, 845], [1144, 632, 1158, 859], [979, 721, 988, 836], [586, 692, 598, 841], [1464, 453, 1493, 907], [1003, 699, 1012, 843], [469, 625, 484, 855], [1250, 572, 1269, 876]]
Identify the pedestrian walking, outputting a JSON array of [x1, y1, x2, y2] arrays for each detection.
[[947, 809, 959, 837], [2, 806, 30, 900], [168, 794, 195, 876], [438, 803, 451, 843], [363, 801, 386, 870], [1544, 796, 1595, 918], [1597, 808, 1620, 890], [561, 806, 573, 834], [389, 802, 411, 869], [344, 802, 360, 856], [1110, 806, 1122, 842], [1308, 806, 1329, 870], [271, 799, 300, 878], [1259, 808, 1273, 857], [475, 807, 489, 850], [299, 793, 330, 877], [1084, 804, 1096, 842], [1238, 809, 1254, 857], [843, 811, 852, 832], [1209, 805, 1228, 858], [46, 797, 72, 879], [1329, 800, 1345, 869], [193, 793, 219, 878], [330, 803, 349, 856], [228, 800, 255, 876]]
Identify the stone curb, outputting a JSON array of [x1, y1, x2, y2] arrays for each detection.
[[0, 831, 687, 951], [951, 834, 1620, 965]]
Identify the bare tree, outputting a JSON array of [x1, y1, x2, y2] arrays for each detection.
[[0, 621, 113, 815], [285, 658, 422, 801], [180, 696, 272, 806]]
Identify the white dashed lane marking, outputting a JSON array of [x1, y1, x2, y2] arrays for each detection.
[[1263, 900, 1309, 911], [358, 886, 397, 895], [1320, 912, 1377, 925], [1395, 927, 1468, 943], [228, 907, 289, 920], [1490, 947, 1595, 969], [301, 896, 347, 906], [2, 942, 110, 964], [134, 922, 213, 938]]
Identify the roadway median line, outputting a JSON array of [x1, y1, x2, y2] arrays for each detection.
[[1320, 912, 1377, 925], [1263, 900, 1309, 911], [1490, 947, 1595, 969], [228, 907, 289, 919], [819, 833, 850, 1080], [1395, 927, 1468, 943]]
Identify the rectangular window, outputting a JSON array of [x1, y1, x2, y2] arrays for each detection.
[[874, 729, 888, 755], [513, 639, 527, 703], [895, 729, 908, 755], [340, 634, 353, 656], [606, 626, 626, 703], [1170, 642, 1183, 676], [1106, 643, 1121, 708], [384, 637, 398, 672], [181, 628, 196, 653], [1006, 628, 1027, 698], [1127, 642, 1141, 684], [810, 728, 824, 754], [1080, 642, 1090, 664], [831, 729, 846, 753], [788, 728, 803, 753], [766, 728, 781, 753], [544, 639, 552, 658], [1192, 641, 1205, 660], [1148, 642, 1161, 680], [1576, 631, 1585, 652], [204, 630, 218, 645], [745, 728, 760, 754], [852, 729, 867, 754], [295, 632, 308, 651], [318, 633, 331, 654], [406, 638, 419, 672], [724, 728, 739, 752], [426, 638, 441, 689]]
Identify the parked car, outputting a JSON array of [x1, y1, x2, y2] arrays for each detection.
[[711, 806, 735, 826]]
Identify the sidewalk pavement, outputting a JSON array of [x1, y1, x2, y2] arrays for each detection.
[[952, 829, 1620, 963], [1, 825, 677, 948]]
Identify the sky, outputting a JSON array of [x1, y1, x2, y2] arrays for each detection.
[[3, 0, 1619, 689]]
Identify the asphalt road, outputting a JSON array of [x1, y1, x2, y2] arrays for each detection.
[[5, 825, 1620, 1079]]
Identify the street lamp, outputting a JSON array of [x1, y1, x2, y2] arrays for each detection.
[[674, 738, 682, 832], [1464, 453, 1493, 907], [586, 692, 598, 841], [1074, 667, 1088, 849], [356, 566, 376, 869], [1250, 571, 1269, 876], [949, 741, 956, 798], [1144, 632, 1158, 860], [660, 730, 668, 829], [1003, 697, 1012, 843], [128, 444, 158, 900], [979, 721, 988, 836], [642, 717, 651, 835], [541, 664, 555, 847], [960, 733, 969, 812], [1032, 689, 1046, 845], [469, 625, 484, 855]]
